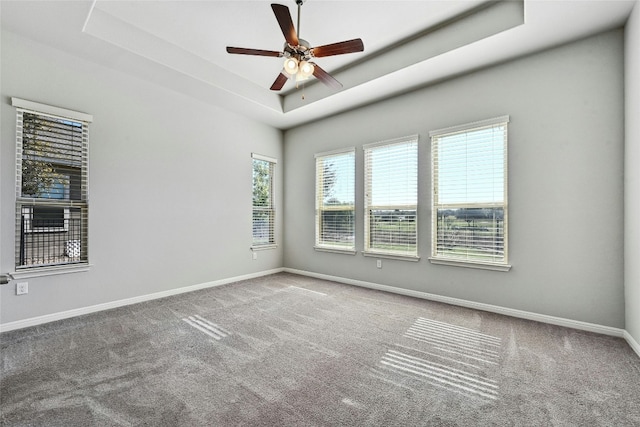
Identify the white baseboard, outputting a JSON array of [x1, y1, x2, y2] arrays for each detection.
[[284, 268, 626, 338], [0, 268, 284, 333], [3, 266, 635, 354], [624, 330, 640, 358]]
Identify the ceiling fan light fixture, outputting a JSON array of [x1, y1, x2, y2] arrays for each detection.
[[298, 60, 314, 78], [283, 57, 299, 75]]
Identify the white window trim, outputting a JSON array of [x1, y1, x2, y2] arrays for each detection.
[[251, 153, 277, 250], [362, 134, 418, 150], [314, 246, 357, 255], [363, 135, 419, 260], [11, 97, 93, 123], [428, 257, 511, 272], [314, 147, 355, 158], [13, 98, 91, 274], [10, 264, 92, 280], [430, 116, 510, 271], [429, 116, 509, 138], [362, 251, 420, 262], [251, 152, 277, 164], [251, 244, 278, 251], [315, 147, 356, 254]]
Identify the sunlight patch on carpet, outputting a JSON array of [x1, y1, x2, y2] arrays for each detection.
[[404, 318, 501, 365], [182, 315, 231, 340], [284, 286, 327, 296], [380, 348, 499, 401], [372, 317, 502, 402], [341, 398, 366, 409]]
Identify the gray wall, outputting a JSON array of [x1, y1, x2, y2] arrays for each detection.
[[284, 30, 625, 328], [625, 2, 640, 344], [1, 23, 632, 334], [0, 31, 283, 325]]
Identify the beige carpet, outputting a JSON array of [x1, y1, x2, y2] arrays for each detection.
[[2, 273, 639, 426]]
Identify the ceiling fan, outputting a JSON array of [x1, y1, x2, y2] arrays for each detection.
[[226, 0, 364, 91]]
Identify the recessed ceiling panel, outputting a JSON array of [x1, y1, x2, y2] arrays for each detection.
[[1, 0, 636, 129], [92, 0, 488, 89]]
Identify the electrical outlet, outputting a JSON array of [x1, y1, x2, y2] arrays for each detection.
[[376, 259, 382, 269], [16, 282, 28, 295], [252, 252, 258, 260]]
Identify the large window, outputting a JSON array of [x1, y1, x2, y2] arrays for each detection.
[[252, 153, 276, 248], [430, 116, 509, 270], [315, 148, 355, 253], [13, 98, 91, 270], [363, 135, 419, 259]]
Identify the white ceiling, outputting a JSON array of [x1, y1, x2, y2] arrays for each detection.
[[1, 0, 636, 129]]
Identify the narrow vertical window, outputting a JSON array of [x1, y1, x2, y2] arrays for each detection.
[[13, 98, 92, 270], [252, 153, 277, 248], [363, 135, 419, 259], [430, 116, 510, 270], [315, 148, 355, 253]]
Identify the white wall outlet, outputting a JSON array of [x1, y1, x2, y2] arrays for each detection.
[[252, 252, 258, 260], [16, 282, 28, 295], [376, 259, 382, 269]]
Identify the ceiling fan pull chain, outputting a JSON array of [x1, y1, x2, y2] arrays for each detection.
[[295, 80, 306, 100]]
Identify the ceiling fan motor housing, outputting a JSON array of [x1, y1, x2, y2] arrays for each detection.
[[284, 39, 311, 60]]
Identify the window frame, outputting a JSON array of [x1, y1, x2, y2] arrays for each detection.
[[12, 98, 92, 275], [314, 147, 356, 254], [251, 153, 277, 250], [363, 135, 420, 261], [429, 116, 511, 271]]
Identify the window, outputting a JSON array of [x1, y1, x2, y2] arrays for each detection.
[[252, 153, 276, 248], [363, 135, 419, 259], [315, 148, 355, 253], [430, 116, 509, 270], [13, 98, 92, 270]]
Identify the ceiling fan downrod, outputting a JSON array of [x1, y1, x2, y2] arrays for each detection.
[[296, 0, 305, 40]]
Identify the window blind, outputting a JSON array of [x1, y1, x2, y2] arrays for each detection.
[[364, 135, 418, 258], [431, 116, 508, 265], [315, 148, 355, 251], [14, 104, 90, 269], [252, 154, 276, 247]]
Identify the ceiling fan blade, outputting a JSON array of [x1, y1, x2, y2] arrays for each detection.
[[271, 4, 299, 46], [270, 72, 289, 91], [312, 64, 342, 90], [311, 38, 364, 58], [226, 47, 282, 57]]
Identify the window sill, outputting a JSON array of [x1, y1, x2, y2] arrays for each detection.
[[314, 246, 357, 255], [251, 244, 277, 251], [362, 251, 420, 262], [11, 263, 92, 280], [428, 257, 511, 272]]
